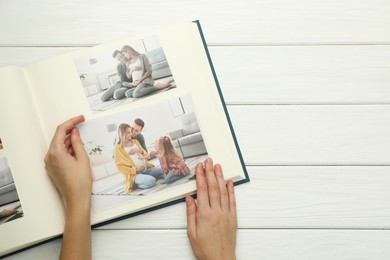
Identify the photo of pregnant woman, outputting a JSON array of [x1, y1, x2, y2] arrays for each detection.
[[74, 35, 176, 113], [79, 94, 208, 213]]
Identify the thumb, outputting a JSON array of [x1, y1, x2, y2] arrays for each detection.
[[70, 128, 88, 160]]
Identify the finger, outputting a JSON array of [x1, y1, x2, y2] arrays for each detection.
[[215, 164, 229, 211], [195, 162, 209, 208], [186, 196, 197, 241], [70, 128, 88, 160], [68, 146, 75, 156], [52, 115, 85, 145], [205, 158, 221, 208], [64, 134, 71, 150], [227, 180, 237, 218]]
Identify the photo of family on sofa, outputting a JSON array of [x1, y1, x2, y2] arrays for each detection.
[[79, 95, 208, 213], [74, 35, 176, 112], [0, 155, 24, 226]]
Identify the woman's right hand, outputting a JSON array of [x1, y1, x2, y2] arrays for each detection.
[[133, 80, 141, 86], [137, 165, 146, 173]]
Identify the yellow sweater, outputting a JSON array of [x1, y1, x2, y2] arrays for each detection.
[[114, 140, 154, 193]]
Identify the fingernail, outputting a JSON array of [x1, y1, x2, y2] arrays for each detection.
[[186, 196, 192, 205], [196, 163, 203, 170], [72, 128, 79, 135]]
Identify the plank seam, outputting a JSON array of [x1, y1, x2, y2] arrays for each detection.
[[1, 43, 390, 48]]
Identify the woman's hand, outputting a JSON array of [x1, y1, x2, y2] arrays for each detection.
[[44, 115, 92, 260], [0, 208, 17, 219], [128, 148, 140, 155], [137, 165, 146, 173], [44, 115, 92, 210], [133, 80, 141, 86], [186, 158, 237, 260]]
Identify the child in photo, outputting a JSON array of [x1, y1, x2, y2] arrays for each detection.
[[155, 136, 190, 184]]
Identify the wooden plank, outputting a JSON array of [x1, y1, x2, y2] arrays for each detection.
[[228, 105, 390, 165], [4, 229, 390, 259], [1, 46, 390, 104], [98, 166, 390, 230], [210, 46, 390, 104], [0, 0, 389, 45]]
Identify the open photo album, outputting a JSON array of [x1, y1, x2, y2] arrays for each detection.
[[0, 21, 249, 256]]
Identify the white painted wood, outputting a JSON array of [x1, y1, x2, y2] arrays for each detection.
[[4, 230, 390, 259], [98, 166, 390, 229], [227, 105, 390, 165], [1, 0, 390, 258], [210, 46, 390, 104], [1, 46, 390, 104], [0, 0, 389, 45]]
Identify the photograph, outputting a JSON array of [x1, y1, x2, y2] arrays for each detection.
[[79, 94, 208, 213], [0, 156, 24, 225], [74, 35, 176, 112]]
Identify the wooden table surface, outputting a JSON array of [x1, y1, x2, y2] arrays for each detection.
[[1, 0, 390, 259]]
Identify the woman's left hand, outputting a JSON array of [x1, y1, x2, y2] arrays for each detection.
[[44, 115, 92, 209], [45, 115, 92, 260], [129, 148, 140, 155]]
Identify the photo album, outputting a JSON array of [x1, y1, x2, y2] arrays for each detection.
[[0, 21, 249, 256]]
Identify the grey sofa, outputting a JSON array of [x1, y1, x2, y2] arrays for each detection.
[[0, 167, 19, 206], [146, 47, 172, 80], [169, 112, 207, 159]]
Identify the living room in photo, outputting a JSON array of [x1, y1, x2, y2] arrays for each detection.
[[0, 155, 24, 225], [78, 93, 208, 213], [74, 35, 176, 112]]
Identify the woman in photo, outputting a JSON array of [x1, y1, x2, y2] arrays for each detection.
[[114, 123, 163, 192], [155, 136, 190, 184], [121, 45, 171, 98]]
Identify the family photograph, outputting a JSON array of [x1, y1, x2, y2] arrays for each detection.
[[0, 156, 24, 225], [74, 35, 176, 112], [79, 94, 208, 213]]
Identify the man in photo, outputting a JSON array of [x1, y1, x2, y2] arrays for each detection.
[[100, 50, 133, 102], [131, 118, 157, 158], [131, 118, 148, 152]]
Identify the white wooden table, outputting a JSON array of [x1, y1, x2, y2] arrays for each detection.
[[1, 0, 390, 259]]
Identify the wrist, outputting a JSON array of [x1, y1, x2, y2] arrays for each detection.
[[66, 203, 91, 227], [65, 195, 91, 214], [198, 254, 236, 260]]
